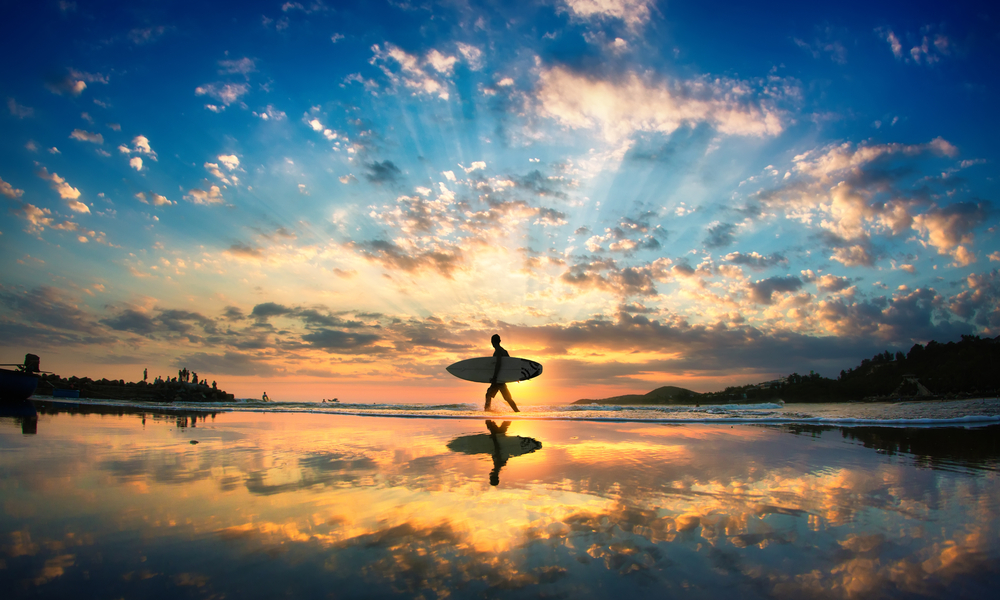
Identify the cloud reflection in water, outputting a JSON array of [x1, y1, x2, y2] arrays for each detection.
[[1, 409, 998, 597]]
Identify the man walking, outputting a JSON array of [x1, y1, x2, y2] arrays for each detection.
[[485, 334, 519, 412]]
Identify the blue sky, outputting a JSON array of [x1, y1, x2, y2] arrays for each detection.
[[1, 0, 998, 402]]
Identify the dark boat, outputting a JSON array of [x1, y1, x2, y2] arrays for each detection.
[[0, 353, 41, 401], [0, 368, 39, 401]]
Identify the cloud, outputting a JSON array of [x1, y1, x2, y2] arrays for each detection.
[[128, 26, 167, 45], [749, 275, 803, 304], [132, 135, 155, 156], [562, 0, 656, 28], [301, 329, 381, 351], [912, 202, 990, 265], [119, 135, 157, 161], [253, 105, 286, 120], [370, 43, 454, 100], [755, 137, 975, 268], [561, 257, 672, 298], [1, 176, 24, 199], [217, 154, 240, 170], [129, 156, 143, 171], [364, 160, 403, 184], [878, 28, 904, 59], [176, 351, 279, 376], [46, 76, 87, 96], [723, 252, 787, 271], [456, 43, 483, 70], [351, 239, 463, 277], [195, 83, 249, 106], [36, 167, 87, 212], [0, 286, 111, 345], [8, 98, 33, 118], [135, 191, 173, 206], [185, 185, 224, 205], [218, 57, 256, 75], [536, 66, 787, 143], [101, 309, 157, 335], [703, 222, 737, 248], [70, 129, 103, 144], [793, 137, 956, 181]]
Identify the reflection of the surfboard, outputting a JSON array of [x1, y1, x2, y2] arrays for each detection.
[[446, 420, 542, 486]]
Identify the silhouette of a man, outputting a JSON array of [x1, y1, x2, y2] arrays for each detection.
[[485, 334, 519, 412], [487, 420, 511, 485]]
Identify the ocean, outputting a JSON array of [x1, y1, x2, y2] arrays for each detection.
[[2, 397, 998, 598], [28, 395, 1000, 426]]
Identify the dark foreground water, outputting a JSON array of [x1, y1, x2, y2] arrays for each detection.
[[1, 400, 999, 598]]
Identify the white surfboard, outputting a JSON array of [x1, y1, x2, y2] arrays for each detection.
[[446, 356, 543, 384]]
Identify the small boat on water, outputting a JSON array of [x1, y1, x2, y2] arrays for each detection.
[[0, 354, 41, 401]]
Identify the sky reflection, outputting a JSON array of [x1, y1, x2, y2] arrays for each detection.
[[1, 409, 998, 598]]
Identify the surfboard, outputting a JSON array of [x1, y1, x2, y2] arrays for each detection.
[[446, 356, 543, 384], [446, 433, 542, 456]]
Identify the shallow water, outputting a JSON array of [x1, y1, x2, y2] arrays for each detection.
[[27, 395, 1000, 426], [1, 401, 999, 598]]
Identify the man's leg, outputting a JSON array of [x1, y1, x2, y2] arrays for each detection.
[[485, 384, 497, 411], [499, 384, 519, 412]]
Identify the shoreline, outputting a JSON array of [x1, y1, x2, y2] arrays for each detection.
[[24, 396, 1000, 428]]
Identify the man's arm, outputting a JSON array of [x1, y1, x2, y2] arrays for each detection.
[[491, 354, 502, 384]]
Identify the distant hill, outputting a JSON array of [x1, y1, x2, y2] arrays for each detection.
[[573, 385, 703, 405], [574, 334, 1000, 405]]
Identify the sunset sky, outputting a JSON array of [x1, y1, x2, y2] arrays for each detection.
[[2, 0, 998, 402]]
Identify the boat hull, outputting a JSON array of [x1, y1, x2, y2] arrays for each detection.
[[0, 368, 39, 401]]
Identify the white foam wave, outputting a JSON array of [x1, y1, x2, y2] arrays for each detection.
[[30, 396, 1000, 427]]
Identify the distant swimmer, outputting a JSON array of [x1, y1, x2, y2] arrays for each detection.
[[485, 334, 519, 413], [262, 391, 270, 402]]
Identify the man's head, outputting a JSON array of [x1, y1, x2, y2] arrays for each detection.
[[491, 334, 501, 347]]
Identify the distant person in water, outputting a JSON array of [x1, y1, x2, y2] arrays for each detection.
[[262, 391, 270, 402], [485, 334, 519, 412]]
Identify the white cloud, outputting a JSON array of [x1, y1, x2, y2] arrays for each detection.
[[793, 137, 957, 181], [1, 176, 24, 199], [331, 33, 344, 43], [149, 192, 173, 206], [118, 135, 158, 163], [456, 43, 483, 70], [562, 0, 656, 28], [185, 185, 224, 205], [195, 82, 249, 106], [36, 167, 86, 211], [463, 161, 486, 173], [217, 155, 240, 170], [536, 66, 787, 143], [339, 174, 357, 184], [70, 129, 103, 144], [442, 170, 456, 182], [426, 49, 457, 75], [253, 105, 286, 120], [370, 43, 452, 100]]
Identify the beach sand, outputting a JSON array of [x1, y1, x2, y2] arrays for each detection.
[[1, 405, 998, 598]]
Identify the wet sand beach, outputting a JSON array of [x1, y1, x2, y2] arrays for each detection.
[[1, 403, 999, 598]]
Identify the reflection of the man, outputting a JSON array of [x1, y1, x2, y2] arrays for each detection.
[[446, 420, 542, 486]]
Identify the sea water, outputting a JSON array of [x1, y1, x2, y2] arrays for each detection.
[[2, 398, 999, 598], [29, 395, 1000, 426]]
